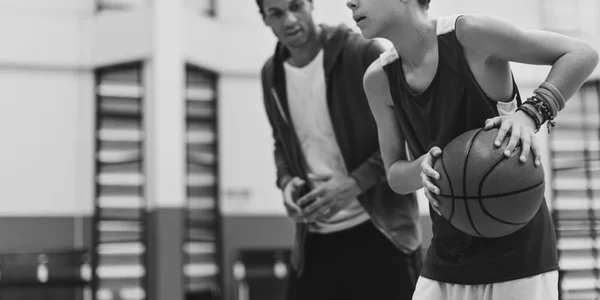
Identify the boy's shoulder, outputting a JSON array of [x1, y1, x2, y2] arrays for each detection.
[[379, 47, 399, 67]]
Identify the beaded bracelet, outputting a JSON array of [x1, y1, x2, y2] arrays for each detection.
[[532, 94, 556, 133], [528, 95, 556, 133]]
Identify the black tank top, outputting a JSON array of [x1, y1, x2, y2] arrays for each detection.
[[382, 15, 558, 284]]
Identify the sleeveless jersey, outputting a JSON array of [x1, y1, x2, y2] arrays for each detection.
[[381, 15, 559, 284]]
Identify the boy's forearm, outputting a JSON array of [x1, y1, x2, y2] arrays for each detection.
[[387, 156, 426, 195]]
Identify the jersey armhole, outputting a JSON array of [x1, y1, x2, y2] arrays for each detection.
[[451, 14, 519, 110]]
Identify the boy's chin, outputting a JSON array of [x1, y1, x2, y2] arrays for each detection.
[[358, 28, 376, 40]]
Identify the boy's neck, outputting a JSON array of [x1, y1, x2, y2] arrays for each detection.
[[287, 25, 322, 68], [387, 17, 437, 68]]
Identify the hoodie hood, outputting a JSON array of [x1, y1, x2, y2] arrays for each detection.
[[271, 24, 352, 87]]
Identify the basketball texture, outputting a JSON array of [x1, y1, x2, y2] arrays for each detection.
[[432, 127, 545, 238]]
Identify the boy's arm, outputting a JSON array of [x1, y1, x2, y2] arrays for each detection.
[[362, 59, 424, 195], [346, 39, 390, 193], [457, 15, 598, 102], [457, 15, 599, 163]]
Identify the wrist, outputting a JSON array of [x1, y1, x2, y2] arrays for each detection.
[[516, 104, 542, 132], [522, 95, 557, 133], [346, 175, 362, 197]]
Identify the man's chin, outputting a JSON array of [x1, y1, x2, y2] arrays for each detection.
[[284, 35, 310, 49]]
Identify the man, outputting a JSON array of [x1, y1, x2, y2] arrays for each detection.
[[350, 0, 599, 299], [257, 0, 422, 299]]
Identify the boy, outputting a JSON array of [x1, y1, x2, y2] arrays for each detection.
[[348, 0, 598, 298]]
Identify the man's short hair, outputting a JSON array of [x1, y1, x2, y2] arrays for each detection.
[[256, 0, 313, 18]]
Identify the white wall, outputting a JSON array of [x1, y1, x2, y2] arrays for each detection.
[[0, 0, 146, 217], [0, 0, 94, 15], [219, 76, 284, 214], [90, 8, 153, 67], [0, 69, 94, 216], [0, 0, 97, 216]]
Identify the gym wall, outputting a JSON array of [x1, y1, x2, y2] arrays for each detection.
[[0, 1, 599, 300]]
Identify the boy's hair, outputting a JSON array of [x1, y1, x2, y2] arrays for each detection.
[[255, 0, 427, 18], [255, 0, 313, 18]]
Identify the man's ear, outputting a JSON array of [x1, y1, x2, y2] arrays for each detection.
[[306, 0, 314, 12]]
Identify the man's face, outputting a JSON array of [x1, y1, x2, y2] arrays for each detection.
[[262, 0, 315, 49]]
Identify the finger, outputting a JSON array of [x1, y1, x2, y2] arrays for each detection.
[[284, 188, 303, 212], [421, 172, 440, 195], [530, 134, 542, 167], [421, 151, 435, 172], [518, 131, 532, 163], [321, 204, 340, 220], [294, 178, 306, 186], [291, 178, 306, 191], [422, 164, 440, 180], [424, 189, 442, 216], [307, 173, 331, 183], [504, 125, 521, 158], [484, 117, 500, 130], [283, 197, 304, 221], [285, 178, 303, 195], [284, 184, 295, 202], [302, 196, 329, 217], [495, 120, 511, 148], [311, 203, 337, 222], [296, 187, 323, 207], [287, 207, 304, 222]]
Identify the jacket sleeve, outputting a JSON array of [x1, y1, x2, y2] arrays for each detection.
[[362, 39, 386, 74], [349, 39, 389, 193], [261, 62, 294, 191]]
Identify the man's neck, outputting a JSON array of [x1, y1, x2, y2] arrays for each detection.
[[286, 26, 322, 68]]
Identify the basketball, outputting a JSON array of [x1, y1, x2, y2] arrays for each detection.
[[432, 127, 545, 238]]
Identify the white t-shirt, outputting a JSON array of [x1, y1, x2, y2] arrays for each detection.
[[283, 49, 369, 234]]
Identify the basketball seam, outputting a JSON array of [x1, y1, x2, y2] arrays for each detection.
[[437, 181, 544, 200], [463, 129, 485, 238], [477, 151, 543, 226]]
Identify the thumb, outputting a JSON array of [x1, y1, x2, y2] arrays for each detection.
[[431, 146, 442, 157], [485, 117, 500, 130], [291, 177, 305, 187]]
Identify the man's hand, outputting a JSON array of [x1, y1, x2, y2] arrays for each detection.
[[283, 177, 307, 222], [296, 174, 361, 223]]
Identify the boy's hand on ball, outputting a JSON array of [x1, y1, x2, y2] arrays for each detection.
[[421, 147, 443, 216], [484, 111, 541, 167]]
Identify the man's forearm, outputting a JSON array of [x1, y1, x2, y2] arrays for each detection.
[[349, 151, 387, 194]]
